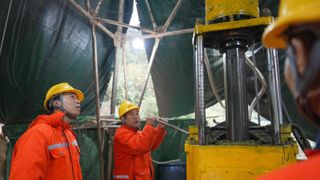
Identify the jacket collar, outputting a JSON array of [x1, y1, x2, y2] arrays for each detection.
[[121, 124, 139, 132], [28, 111, 70, 129]]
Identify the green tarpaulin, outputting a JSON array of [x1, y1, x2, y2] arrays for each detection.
[[0, 0, 318, 179]]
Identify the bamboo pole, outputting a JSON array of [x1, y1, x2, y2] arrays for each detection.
[[91, 23, 105, 180], [144, 0, 157, 31], [122, 39, 128, 100], [66, 0, 115, 40], [108, 1, 125, 179], [138, 38, 160, 107], [127, 28, 193, 40], [162, 0, 184, 32], [96, 17, 154, 34]]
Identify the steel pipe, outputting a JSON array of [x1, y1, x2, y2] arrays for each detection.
[[194, 35, 206, 145], [156, 118, 189, 135], [267, 48, 282, 144], [223, 40, 249, 141]]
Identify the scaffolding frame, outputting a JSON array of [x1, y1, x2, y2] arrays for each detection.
[[65, 0, 193, 179]]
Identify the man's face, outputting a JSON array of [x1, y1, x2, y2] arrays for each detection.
[[61, 92, 81, 117], [284, 36, 320, 120], [123, 109, 140, 129]]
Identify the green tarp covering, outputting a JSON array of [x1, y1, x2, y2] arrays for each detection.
[[0, 0, 318, 179], [0, 0, 316, 138], [0, 0, 133, 124]]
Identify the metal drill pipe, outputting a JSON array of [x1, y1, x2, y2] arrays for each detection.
[[224, 40, 249, 141], [156, 118, 189, 135]]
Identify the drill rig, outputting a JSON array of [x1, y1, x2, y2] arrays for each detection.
[[185, 0, 298, 179]]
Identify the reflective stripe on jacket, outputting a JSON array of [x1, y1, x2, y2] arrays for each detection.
[[113, 124, 166, 180], [9, 111, 82, 180]]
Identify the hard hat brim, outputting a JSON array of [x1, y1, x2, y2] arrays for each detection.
[[119, 106, 139, 119], [263, 3, 320, 49], [43, 88, 84, 111]]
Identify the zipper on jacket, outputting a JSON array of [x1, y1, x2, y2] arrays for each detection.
[[63, 131, 76, 180]]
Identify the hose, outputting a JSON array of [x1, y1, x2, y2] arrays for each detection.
[[245, 56, 268, 120]]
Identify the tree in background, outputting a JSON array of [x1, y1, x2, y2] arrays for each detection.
[[101, 29, 159, 119]]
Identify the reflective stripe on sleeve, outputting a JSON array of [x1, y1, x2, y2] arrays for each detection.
[[113, 175, 129, 179], [48, 143, 68, 150], [71, 140, 78, 146]]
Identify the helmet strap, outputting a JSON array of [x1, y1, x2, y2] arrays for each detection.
[[51, 94, 77, 120]]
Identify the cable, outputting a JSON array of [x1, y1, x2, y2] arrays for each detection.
[[245, 56, 267, 121]]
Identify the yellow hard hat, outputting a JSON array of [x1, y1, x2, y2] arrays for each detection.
[[118, 100, 139, 119], [262, 0, 320, 48], [43, 82, 84, 111]]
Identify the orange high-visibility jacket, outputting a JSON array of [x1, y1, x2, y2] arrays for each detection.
[[113, 124, 166, 180], [9, 111, 82, 180], [259, 152, 320, 180]]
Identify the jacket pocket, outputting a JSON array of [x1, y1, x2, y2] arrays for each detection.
[[49, 148, 66, 159]]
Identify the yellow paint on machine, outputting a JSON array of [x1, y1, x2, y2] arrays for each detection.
[[205, 0, 259, 23], [194, 16, 273, 35], [185, 143, 298, 180]]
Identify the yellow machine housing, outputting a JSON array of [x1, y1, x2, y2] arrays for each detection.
[[206, 0, 259, 23], [185, 142, 298, 180], [185, 126, 298, 179], [189, 0, 299, 179]]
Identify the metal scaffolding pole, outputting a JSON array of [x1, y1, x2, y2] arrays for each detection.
[[91, 23, 105, 180]]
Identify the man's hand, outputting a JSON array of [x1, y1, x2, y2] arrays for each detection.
[[146, 117, 156, 126], [158, 118, 167, 129]]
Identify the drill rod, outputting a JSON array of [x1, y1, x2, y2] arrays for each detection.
[[156, 118, 189, 135]]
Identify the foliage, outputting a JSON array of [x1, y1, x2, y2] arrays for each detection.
[[101, 29, 159, 119]]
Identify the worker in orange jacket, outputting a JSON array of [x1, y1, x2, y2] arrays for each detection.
[[260, 0, 320, 179], [113, 100, 167, 180], [9, 82, 83, 180]]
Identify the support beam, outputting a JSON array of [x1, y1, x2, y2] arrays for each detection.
[[97, 17, 154, 34], [194, 35, 206, 145], [144, 0, 157, 31], [138, 38, 160, 107], [91, 23, 105, 180], [66, 0, 115, 40], [162, 0, 184, 32], [267, 48, 282, 144]]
